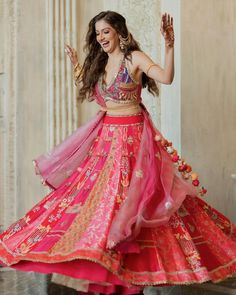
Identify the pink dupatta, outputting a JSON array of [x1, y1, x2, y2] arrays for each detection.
[[107, 103, 197, 250], [33, 110, 105, 190]]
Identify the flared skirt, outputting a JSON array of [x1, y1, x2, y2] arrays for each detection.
[[0, 112, 236, 294]]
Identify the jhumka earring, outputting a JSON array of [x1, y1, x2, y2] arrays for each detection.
[[119, 32, 131, 50]]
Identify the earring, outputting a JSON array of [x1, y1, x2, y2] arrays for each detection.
[[119, 32, 131, 50]]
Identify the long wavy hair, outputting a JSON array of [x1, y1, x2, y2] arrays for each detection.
[[77, 10, 159, 102]]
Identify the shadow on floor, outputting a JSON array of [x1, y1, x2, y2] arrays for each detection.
[[0, 269, 236, 295]]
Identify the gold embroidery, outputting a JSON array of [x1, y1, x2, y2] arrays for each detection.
[[38, 224, 51, 233], [66, 203, 83, 214], [76, 157, 99, 190], [121, 174, 129, 187], [135, 169, 143, 178], [49, 130, 118, 254], [127, 136, 134, 144]]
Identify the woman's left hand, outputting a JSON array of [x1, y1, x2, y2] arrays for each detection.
[[64, 44, 79, 67], [160, 13, 175, 48]]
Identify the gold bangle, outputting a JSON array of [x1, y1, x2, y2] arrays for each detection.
[[73, 62, 82, 81], [146, 63, 157, 76], [73, 71, 81, 82], [74, 61, 81, 70], [74, 68, 81, 77]]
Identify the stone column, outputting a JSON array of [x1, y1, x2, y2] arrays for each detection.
[[161, 0, 182, 152], [0, 0, 19, 230], [46, 0, 79, 148], [0, 0, 49, 293], [0, 0, 79, 294]]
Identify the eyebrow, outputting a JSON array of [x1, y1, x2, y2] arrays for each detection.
[[95, 27, 111, 33]]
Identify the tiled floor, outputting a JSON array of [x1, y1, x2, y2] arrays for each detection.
[[0, 268, 47, 295], [0, 268, 236, 295]]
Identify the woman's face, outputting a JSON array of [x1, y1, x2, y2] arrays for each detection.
[[95, 19, 120, 53]]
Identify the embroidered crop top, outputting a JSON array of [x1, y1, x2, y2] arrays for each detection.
[[95, 56, 142, 105]]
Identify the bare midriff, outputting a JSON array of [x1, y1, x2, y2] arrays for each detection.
[[100, 100, 142, 115]]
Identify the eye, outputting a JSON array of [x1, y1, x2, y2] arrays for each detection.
[[104, 31, 110, 34]]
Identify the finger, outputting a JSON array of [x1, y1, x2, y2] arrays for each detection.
[[69, 47, 74, 54], [162, 17, 166, 28], [65, 46, 72, 55], [65, 49, 71, 57], [160, 22, 164, 30], [66, 51, 73, 61], [65, 44, 70, 50], [72, 48, 77, 56], [65, 48, 72, 56], [64, 45, 70, 53], [67, 45, 73, 53]]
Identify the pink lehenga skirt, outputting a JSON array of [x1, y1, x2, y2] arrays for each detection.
[[0, 112, 236, 295]]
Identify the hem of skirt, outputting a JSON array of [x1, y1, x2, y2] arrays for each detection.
[[1, 244, 236, 286]]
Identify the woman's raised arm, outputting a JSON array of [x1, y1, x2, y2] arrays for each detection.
[[133, 13, 175, 85]]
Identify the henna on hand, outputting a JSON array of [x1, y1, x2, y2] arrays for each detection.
[[160, 13, 175, 48]]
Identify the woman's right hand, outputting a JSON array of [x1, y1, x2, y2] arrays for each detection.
[[65, 44, 78, 66], [160, 13, 175, 47]]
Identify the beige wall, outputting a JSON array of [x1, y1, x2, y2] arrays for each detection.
[[181, 0, 236, 222], [0, 0, 48, 227]]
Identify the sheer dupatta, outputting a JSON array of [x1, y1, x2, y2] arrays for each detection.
[[106, 103, 197, 251], [33, 112, 105, 190], [33, 89, 107, 190]]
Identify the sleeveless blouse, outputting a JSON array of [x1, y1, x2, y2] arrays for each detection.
[[95, 56, 142, 105]]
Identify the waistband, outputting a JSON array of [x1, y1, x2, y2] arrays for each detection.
[[103, 113, 144, 125], [100, 103, 141, 115]]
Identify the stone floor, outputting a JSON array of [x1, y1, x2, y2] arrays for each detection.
[[0, 268, 236, 295]]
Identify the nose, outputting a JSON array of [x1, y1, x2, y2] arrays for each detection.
[[98, 32, 105, 42]]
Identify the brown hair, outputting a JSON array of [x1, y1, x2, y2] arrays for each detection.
[[77, 10, 159, 102]]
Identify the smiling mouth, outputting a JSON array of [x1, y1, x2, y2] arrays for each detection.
[[101, 41, 110, 48]]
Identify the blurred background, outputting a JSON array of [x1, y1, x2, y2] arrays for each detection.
[[0, 0, 236, 294]]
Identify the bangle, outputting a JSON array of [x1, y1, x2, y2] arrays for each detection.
[[74, 61, 81, 70], [73, 62, 82, 81], [146, 63, 158, 77]]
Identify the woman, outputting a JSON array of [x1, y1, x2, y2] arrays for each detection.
[[0, 10, 236, 295]]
